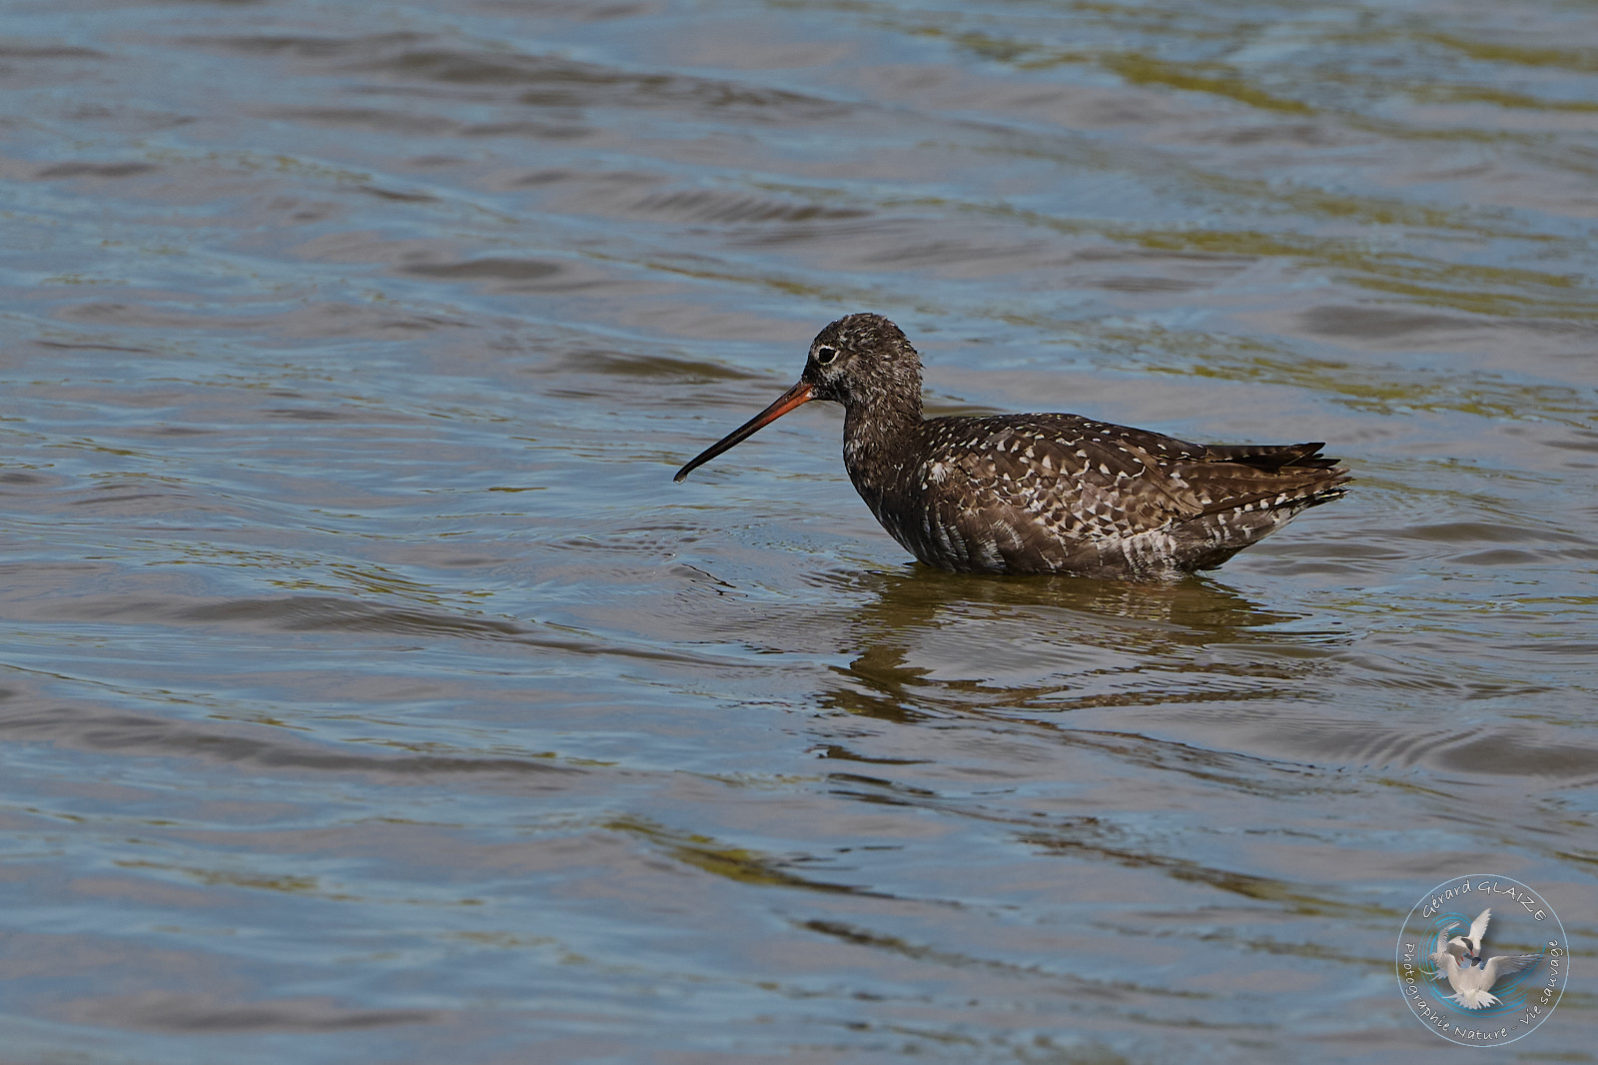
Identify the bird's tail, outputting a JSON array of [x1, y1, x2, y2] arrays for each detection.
[[1450, 988, 1500, 1010]]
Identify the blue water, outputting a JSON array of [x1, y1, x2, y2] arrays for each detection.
[[1, 1, 1594, 1062]]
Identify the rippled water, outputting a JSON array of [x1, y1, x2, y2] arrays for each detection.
[[2, 1, 1595, 1062]]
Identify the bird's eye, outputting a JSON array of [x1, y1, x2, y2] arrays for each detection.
[[815, 345, 838, 365]]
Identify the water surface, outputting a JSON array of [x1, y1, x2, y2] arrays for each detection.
[[2, 1, 1595, 1062]]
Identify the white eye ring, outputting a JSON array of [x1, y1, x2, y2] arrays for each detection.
[[815, 345, 838, 365]]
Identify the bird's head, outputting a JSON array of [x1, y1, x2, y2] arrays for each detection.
[[800, 313, 923, 412]]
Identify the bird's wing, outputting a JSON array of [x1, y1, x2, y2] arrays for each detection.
[[932, 416, 1203, 545], [1468, 909, 1492, 949], [1482, 954, 1540, 984], [925, 414, 1346, 572]]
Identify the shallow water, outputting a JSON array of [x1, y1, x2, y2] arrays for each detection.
[[2, 0, 1595, 1062]]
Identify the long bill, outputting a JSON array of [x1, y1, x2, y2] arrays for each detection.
[[673, 380, 815, 482]]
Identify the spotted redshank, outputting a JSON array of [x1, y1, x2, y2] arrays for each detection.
[[674, 313, 1349, 577]]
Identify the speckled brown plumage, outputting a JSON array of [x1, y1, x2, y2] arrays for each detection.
[[674, 313, 1350, 577]]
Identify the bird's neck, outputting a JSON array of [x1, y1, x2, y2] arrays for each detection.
[[840, 391, 925, 522], [842, 385, 922, 452]]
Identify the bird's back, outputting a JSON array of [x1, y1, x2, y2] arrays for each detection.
[[852, 412, 1349, 576]]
